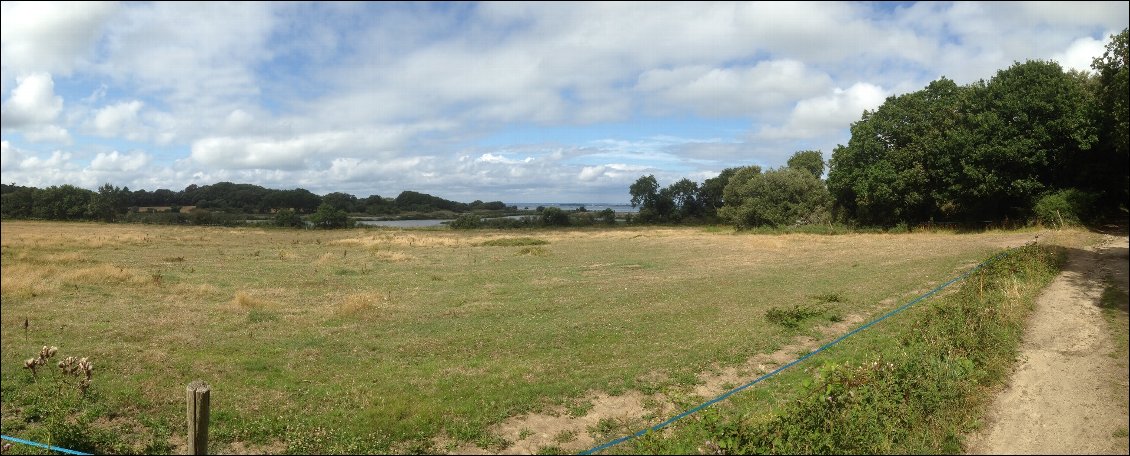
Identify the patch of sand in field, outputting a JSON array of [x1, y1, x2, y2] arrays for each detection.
[[446, 313, 871, 455], [965, 231, 1130, 455]]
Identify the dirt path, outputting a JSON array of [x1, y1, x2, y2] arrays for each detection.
[[966, 231, 1130, 455]]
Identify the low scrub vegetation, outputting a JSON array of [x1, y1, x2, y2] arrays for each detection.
[[623, 243, 1062, 454]]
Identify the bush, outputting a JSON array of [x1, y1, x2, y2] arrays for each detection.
[[1032, 189, 1097, 227], [765, 304, 825, 329], [273, 209, 304, 228], [540, 207, 570, 227], [720, 167, 831, 229], [309, 203, 353, 229], [598, 208, 617, 225], [449, 214, 482, 229]]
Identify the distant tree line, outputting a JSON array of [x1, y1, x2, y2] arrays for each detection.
[[632, 29, 1128, 230], [0, 181, 509, 226]]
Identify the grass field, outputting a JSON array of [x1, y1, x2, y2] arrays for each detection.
[[0, 221, 1096, 454]]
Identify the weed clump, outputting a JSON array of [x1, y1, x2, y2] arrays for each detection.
[[478, 237, 549, 247], [765, 304, 824, 329]]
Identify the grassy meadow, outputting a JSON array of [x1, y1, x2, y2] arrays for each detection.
[[0, 221, 1096, 454]]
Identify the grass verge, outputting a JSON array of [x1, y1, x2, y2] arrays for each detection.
[[616, 243, 1063, 454]]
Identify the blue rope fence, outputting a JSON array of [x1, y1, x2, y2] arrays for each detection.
[[1, 434, 90, 455], [580, 249, 1012, 455]]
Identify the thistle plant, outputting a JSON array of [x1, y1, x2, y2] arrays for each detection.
[[57, 356, 95, 397], [19, 345, 98, 451], [21, 345, 58, 376]]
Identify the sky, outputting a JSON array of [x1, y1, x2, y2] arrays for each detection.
[[2, 1, 1128, 204]]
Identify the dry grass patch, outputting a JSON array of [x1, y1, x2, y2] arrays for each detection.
[[62, 263, 150, 285], [40, 251, 94, 264], [172, 283, 222, 299], [1, 263, 60, 297], [313, 252, 338, 265], [231, 291, 273, 309], [373, 251, 414, 262], [336, 292, 395, 317], [334, 232, 490, 249]]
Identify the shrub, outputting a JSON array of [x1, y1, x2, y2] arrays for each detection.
[[309, 203, 353, 229], [598, 208, 617, 225], [721, 167, 831, 229], [540, 207, 570, 227], [765, 304, 824, 329], [449, 214, 482, 229], [1032, 188, 1097, 227], [273, 209, 304, 228]]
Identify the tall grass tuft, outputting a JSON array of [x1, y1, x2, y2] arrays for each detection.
[[231, 291, 270, 309]]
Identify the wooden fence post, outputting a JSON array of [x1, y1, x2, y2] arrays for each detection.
[[186, 380, 210, 455]]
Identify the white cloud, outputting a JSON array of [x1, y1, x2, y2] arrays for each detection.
[[636, 60, 833, 117], [759, 82, 888, 140], [577, 165, 606, 182], [224, 109, 255, 132], [19, 150, 72, 170], [1, 72, 71, 144], [0, 2, 117, 75], [92, 100, 145, 139], [577, 163, 647, 182], [1053, 36, 1107, 73], [24, 125, 72, 144], [189, 127, 425, 170], [97, 2, 276, 118], [91, 150, 149, 172], [0, 140, 20, 171], [476, 153, 534, 165], [1, 73, 63, 128]]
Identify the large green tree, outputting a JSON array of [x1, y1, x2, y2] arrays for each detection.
[[88, 183, 130, 222], [1091, 28, 1129, 206], [787, 150, 825, 178], [699, 167, 739, 219], [957, 60, 1097, 220], [827, 78, 970, 225], [828, 59, 1100, 226], [665, 178, 703, 221]]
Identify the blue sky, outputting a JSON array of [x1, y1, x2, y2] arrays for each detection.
[[2, 1, 1127, 203]]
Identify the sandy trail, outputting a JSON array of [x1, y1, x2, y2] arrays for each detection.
[[966, 231, 1129, 455]]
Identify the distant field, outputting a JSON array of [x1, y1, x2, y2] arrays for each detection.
[[0, 221, 1093, 454]]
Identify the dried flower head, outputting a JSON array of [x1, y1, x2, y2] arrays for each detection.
[[57, 354, 95, 395]]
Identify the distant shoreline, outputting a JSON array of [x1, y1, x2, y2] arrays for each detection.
[[511, 203, 639, 213]]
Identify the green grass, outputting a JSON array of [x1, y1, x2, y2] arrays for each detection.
[[0, 221, 1095, 454]]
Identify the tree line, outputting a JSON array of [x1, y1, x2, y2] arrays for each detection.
[[632, 29, 1128, 230], [0, 181, 509, 224]]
